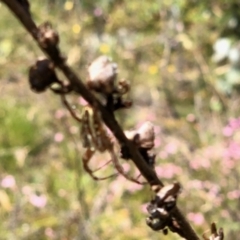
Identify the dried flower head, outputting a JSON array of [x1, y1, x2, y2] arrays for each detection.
[[87, 55, 118, 94], [29, 58, 58, 92]]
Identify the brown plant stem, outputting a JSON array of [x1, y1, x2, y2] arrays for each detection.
[[1, 1, 200, 239]]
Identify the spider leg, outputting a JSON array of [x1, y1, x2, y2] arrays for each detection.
[[92, 159, 113, 172], [83, 148, 116, 181], [109, 148, 147, 185], [60, 94, 82, 122], [135, 172, 143, 180]]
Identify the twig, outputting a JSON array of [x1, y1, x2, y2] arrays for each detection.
[[1, 1, 200, 239]]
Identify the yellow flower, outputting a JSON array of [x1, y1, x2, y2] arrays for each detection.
[[148, 65, 158, 75], [99, 43, 110, 54], [64, 1, 73, 11], [72, 24, 81, 34]]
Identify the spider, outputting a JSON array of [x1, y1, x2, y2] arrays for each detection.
[[60, 93, 145, 184], [28, 56, 145, 184]]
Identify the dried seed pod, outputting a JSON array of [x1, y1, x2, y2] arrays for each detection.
[[148, 183, 181, 218], [121, 122, 155, 167], [29, 58, 58, 92], [203, 223, 224, 240], [124, 130, 138, 142], [117, 79, 130, 94], [38, 22, 59, 48], [119, 99, 132, 108], [146, 182, 182, 232], [87, 55, 118, 94], [125, 121, 155, 150], [154, 183, 181, 210], [150, 182, 181, 212], [109, 96, 132, 111], [146, 215, 168, 231], [155, 183, 181, 202], [136, 121, 155, 149]]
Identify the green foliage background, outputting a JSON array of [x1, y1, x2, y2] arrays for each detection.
[[1, 0, 240, 239]]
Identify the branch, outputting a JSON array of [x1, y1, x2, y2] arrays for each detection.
[[1, 1, 200, 239]]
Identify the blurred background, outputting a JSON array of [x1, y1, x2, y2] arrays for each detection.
[[1, 0, 240, 239]]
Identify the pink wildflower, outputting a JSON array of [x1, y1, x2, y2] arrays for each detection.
[[155, 164, 182, 179], [187, 212, 204, 226], [222, 126, 233, 137], [54, 109, 65, 119], [227, 190, 240, 200], [1, 175, 16, 189], [29, 194, 47, 208], [22, 185, 32, 195], [165, 142, 177, 155], [45, 227, 55, 238], [54, 132, 64, 142], [93, 7, 103, 17]]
